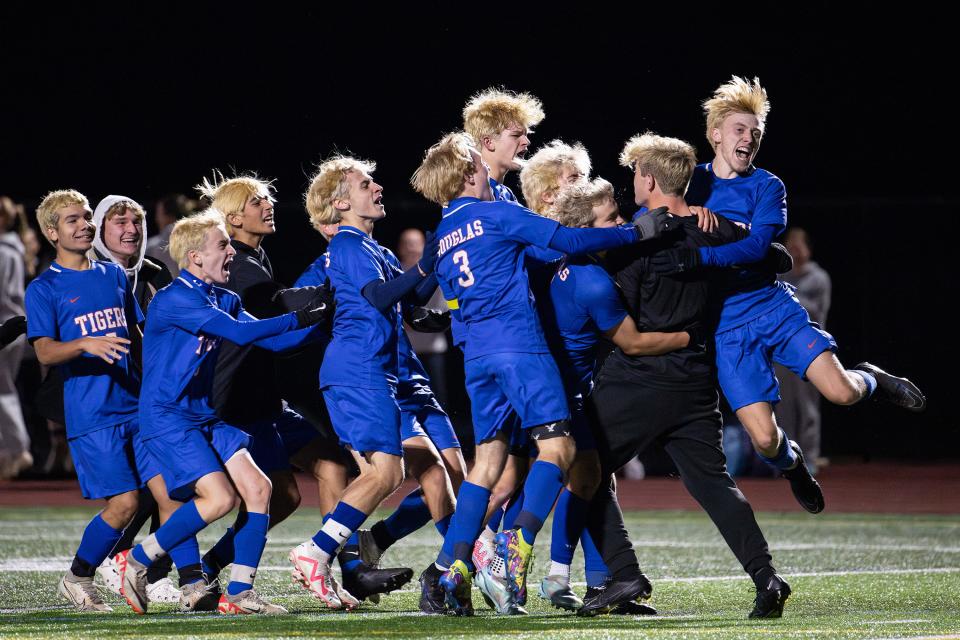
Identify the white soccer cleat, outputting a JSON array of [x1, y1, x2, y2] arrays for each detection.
[[95, 553, 122, 596], [218, 589, 288, 615], [288, 541, 343, 609], [147, 576, 182, 603], [58, 573, 113, 612], [117, 549, 150, 614], [472, 536, 496, 573]]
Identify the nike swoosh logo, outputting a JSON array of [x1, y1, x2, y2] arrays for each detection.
[[807, 339, 817, 349], [69, 297, 80, 303]]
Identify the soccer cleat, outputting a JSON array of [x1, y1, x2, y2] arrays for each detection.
[[341, 563, 413, 602], [494, 528, 533, 605], [117, 549, 150, 614], [288, 541, 343, 609], [356, 528, 385, 567], [438, 559, 474, 616], [749, 574, 792, 618], [578, 574, 653, 617], [58, 573, 113, 612], [178, 578, 220, 612], [781, 441, 825, 514], [95, 553, 122, 596], [146, 576, 182, 603], [472, 536, 495, 573], [218, 589, 288, 615], [475, 563, 526, 615], [418, 564, 447, 615], [611, 600, 658, 615], [539, 575, 583, 611], [855, 362, 926, 412]]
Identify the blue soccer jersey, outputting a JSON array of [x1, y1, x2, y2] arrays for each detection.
[[686, 163, 795, 331], [545, 255, 628, 395], [139, 271, 304, 437], [319, 226, 402, 390], [25, 260, 142, 437], [294, 252, 330, 289]]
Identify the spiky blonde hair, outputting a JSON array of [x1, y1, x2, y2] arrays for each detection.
[[304, 156, 377, 231], [620, 133, 697, 197], [411, 132, 477, 206], [197, 172, 274, 234], [703, 76, 770, 150], [552, 178, 616, 228], [519, 140, 591, 214], [36, 189, 90, 245], [169, 208, 229, 269], [463, 87, 545, 145]]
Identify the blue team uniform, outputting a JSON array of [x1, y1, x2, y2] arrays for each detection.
[[542, 255, 629, 450], [687, 163, 837, 410], [433, 197, 571, 442], [25, 260, 153, 498], [140, 271, 310, 499]]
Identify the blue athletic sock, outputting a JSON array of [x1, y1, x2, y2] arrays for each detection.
[[581, 528, 610, 586], [513, 461, 565, 544], [202, 511, 247, 577], [758, 429, 799, 471], [168, 536, 203, 585], [502, 489, 524, 530], [435, 512, 452, 537], [227, 512, 269, 595], [851, 369, 877, 397], [486, 504, 505, 535], [132, 500, 206, 567], [550, 490, 587, 566], [312, 502, 367, 558], [72, 514, 124, 577], [437, 481, 490, 569], [371, 489, 431, 551]]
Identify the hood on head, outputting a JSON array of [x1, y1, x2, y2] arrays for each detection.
[[90, 194, 148, 277]]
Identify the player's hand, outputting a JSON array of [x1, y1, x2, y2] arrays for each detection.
[[274, 284, 332, 312], [767, 242, 794, 274], [82, 335, 130, 364], [406, 307, 451, 333], [632, 206, 682, 241], [689, 206, 718, 233], [649, 248, 702, 274], [294, 288, 334, 328], [0, 316, 27, 348], [683, 321, 707, 350], [417, 231, 441, 276]]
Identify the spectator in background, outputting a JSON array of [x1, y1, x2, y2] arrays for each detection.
[[146, 193, 197, 275], [396, 228, 449, 405], [0, 196, 32, 479], [774, 227, 832, 473]]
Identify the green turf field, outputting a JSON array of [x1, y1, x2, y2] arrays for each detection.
[[0, 506, 958, 639]]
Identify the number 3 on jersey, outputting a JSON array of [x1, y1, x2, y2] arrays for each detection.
[[453, 250, 475, 287]]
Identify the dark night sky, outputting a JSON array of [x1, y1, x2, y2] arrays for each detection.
[[1, 6, 953, 457]]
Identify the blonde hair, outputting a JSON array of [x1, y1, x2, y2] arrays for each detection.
[[169, 208, 228, 269], [411, 132, 477, 206], [36, 189, 90, 245], [304, 156, 376, 231], [703, 76, 770, 149], [197, 172, 274, 234], [552, 178, 616, 228], [519, 140, 591, 214], [463, 87, 545, 145], [619, 133, 697, 197], [104, 200, 145, 222]]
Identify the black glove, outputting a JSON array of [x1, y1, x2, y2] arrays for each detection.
[[682, 321, 707, 351], [294, 289, 333, 328], [632, 206, 683, 241], [649, 248, 702, 274], [764, 242, 794, 274], [0, 316, 27, 348], [273, 284, 333, 312], [417, 231, 441, 275], [406, 307, 451, 333]]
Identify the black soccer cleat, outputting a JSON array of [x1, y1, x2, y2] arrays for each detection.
[[341, 563, 413, 602], [855, 362, 926, 412], [611, 600, 658, 615], [749, 574, 791, 619], [781, 441, 825, 514], [577, 573, 653, 617], [418, 564, 447, 615]]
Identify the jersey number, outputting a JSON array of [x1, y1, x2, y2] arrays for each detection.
[[453, 250, 475, 287]]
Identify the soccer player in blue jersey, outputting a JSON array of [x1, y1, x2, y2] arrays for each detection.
[[288, 156, 452, 611], [653, 77, 926, 513], [410, 132, 677, 615], [117, 209, 330, 615], [26, 190, 147, 612]]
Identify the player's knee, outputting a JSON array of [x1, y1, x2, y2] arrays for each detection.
[[569, 456, 602, 499], [243, 474, 273, 511], [106, 492, 139, 525], [270, 477, 301, 522], [206, 489, 238, 520]]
